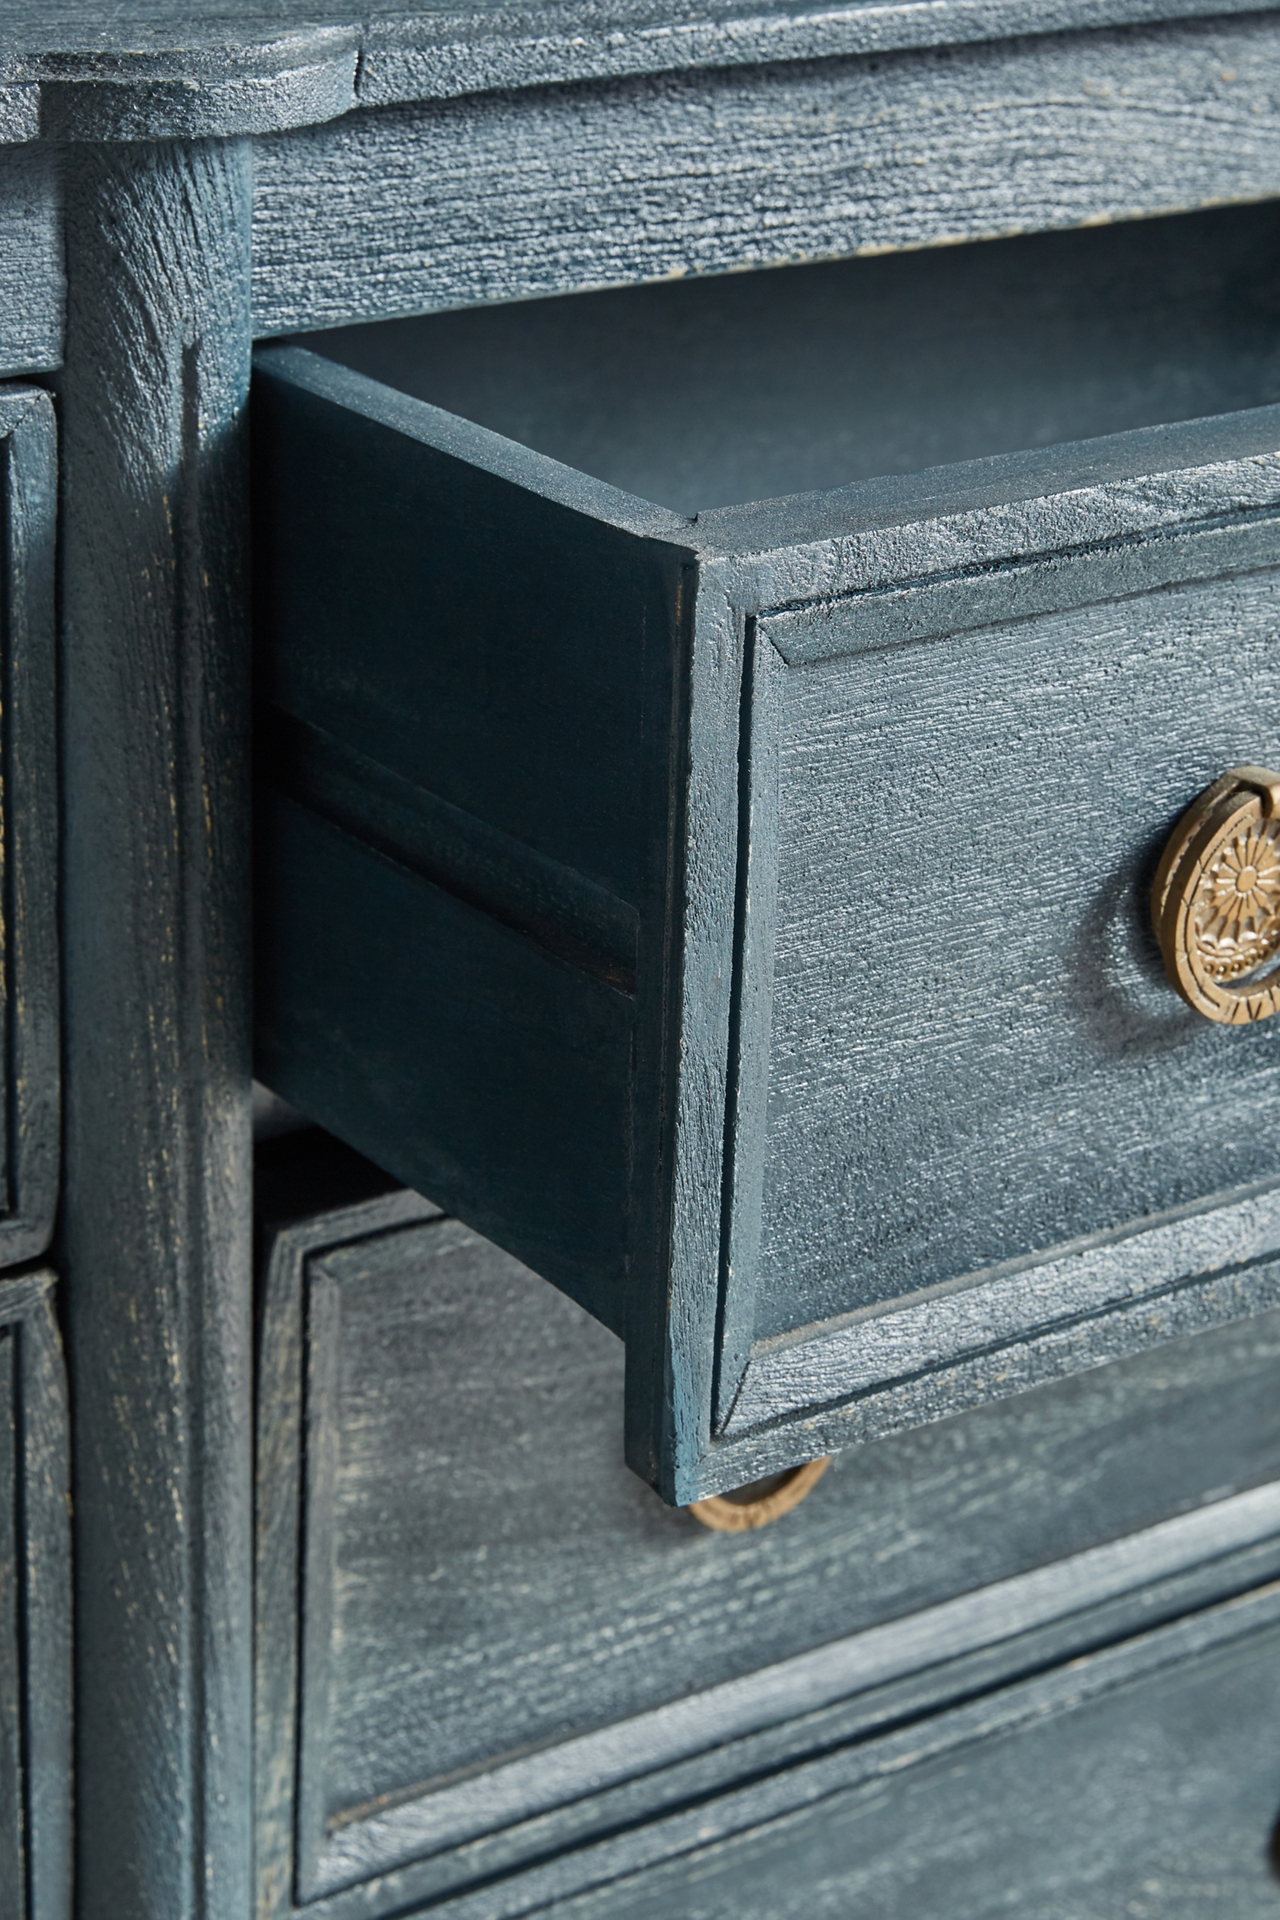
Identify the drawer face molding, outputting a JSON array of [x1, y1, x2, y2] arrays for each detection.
[[254, 1184, 1280, 1918], [254, 223, 1280, 1498], [747, 587, 1280, 1333], [553, 1585, 1280, 1920]]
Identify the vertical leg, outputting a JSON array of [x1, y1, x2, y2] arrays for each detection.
[[59, 139, 253, 1920]]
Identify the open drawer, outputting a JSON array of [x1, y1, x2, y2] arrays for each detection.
[[255, 200, 1280, 1501]]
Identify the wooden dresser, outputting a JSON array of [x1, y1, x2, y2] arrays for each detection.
[[3, 3, 1280, 1915]]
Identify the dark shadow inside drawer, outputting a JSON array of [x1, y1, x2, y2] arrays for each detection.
[[257, 1175, 1280, 1903], [300, 200, 1280, 516]]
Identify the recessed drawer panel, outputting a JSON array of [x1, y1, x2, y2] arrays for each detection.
[[255, 203, 1280, 1500], [254, 1170, 1280, 1920]]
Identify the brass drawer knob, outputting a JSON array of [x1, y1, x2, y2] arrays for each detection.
[[687, 1456, 831, 1532], [1153, 765, 1280, 1024]]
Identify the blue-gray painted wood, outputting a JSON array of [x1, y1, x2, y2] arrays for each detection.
[[0, 24, 357, 143], [252, 345, 688, 1338], [255, 206, 1280, 1498], [545, 1585, 1280, 1920], [0, 1271, 72, 1920], [252, 15, 1280, 336], [2, 7, 1279, 1916], [59, 142, 255, 1920], [254, 1173, 1280, 1919], [0, 1, 1274, 129], [300, 202, 1280, 513], [0, 386, 58, 1266], [0, 151, 60, 378], [16, 16, 1280, 364]]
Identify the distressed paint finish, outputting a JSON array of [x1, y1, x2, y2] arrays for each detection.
[[0, 150, 61, 378], [253, 1180, 1280, 1920], [0, 1, 1275, 131], [0, 1272, 72, 1920], [545, 1587, 1280, 1920], [253, 14, 1280, 335], [254, 305, 1280, 1498], [59, 142, 253, 1920], [21, 15, 1280, 364], [1, 9, 1279, 1920], [0, 384, 58, 1263]]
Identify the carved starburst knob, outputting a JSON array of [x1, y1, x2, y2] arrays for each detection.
[[1153, 765, 1280, 1024]]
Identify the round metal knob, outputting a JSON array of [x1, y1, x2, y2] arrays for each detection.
[[686, 1456, 830, 1532], [1152, 765, 1280, 1024]]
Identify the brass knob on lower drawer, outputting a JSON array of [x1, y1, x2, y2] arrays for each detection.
[[1153, 765, 1280, 1024], [686, 1457, 831, 1532]]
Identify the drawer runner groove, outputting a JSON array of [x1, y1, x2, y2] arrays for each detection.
[[260, 708, 640, 993]]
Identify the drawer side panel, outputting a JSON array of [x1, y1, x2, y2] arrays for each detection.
[[255, 797, 635, 1324]]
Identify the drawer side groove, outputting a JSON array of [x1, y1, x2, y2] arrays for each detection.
[[261, 708, 640, 993]]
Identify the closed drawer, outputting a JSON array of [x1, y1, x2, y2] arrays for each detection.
[[254, 1157, 1280, 1920], [256, 200, 1280, 1501], [553, 1583, 1280, 1920]]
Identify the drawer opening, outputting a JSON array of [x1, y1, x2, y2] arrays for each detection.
[[294, 200, 1280, 516]]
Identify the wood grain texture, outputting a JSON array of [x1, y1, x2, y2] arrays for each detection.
[[547, 1586, 1280, 1920], [0, 1323, 21, 1920], [253, 13, 1280, 336], [254, 1184, 1280, 1920], [0, 150, 60, 376], [0, 26, 357, 142], [752, 570, 1280, 1332], [256, 270, 1280, 1496], [256, 796, 636, 1329], [59, 142, 254, 1920], [0, 1, 1274, 122], [0, 386, 59, 1264], [252, 346, 692, 1334], [0, 1272, 72, 1920], [350, 0, 1280, 106], [302, 201, 1280, 517]]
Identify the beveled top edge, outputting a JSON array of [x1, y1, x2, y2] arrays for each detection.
[[0, 24, 360, 142], [0, 0, 1271, 138]]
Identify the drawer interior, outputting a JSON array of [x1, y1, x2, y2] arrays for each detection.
[[301, 201, 1280, 514]]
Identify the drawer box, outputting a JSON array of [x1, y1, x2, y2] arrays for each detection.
[[253, 1166, 1280, 1919], [256, 202, 1280, 1501]]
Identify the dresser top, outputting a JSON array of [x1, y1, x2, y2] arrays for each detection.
[[0, 0, 1268, 138]]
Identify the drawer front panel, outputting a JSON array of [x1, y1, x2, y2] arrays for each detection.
[[256, 1174, 1280, 1918], [0, 155, 62, 381], [754, 568, 1280, 1336]]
